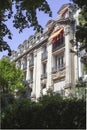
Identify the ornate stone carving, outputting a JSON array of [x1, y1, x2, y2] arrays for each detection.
[[64, 26, 71, 35]]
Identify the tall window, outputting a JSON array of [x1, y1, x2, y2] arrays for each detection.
[[24, 71, 26, 81], [42, 45, 48, 61], [58, 57, 61, 67], [41, 63, 47, 79], [30, 69, 33, 80], [43, 63, 46, 74], [29, 53, 34, 66], [43, 45, 47, 52], [54, 54, 65, 69], [42, 63, 46, 74], [23, 57, 27, 69], [30, 53, 34, 61]]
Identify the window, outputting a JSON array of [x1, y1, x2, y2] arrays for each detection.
[[24, 71, 26, 81], [30, 53, 34, 60], [52, 36, 64, 52], [43, 46, 47, 52], [36, 36, 40, 43], [42, 46, 48, 61], [58, 57, 61, 67], [43, 63, 46, 74], [29, 53, 34, 66], [41, 63, 47, 79], [61, 55, 64, 65], [30, 69, 33, 80], [23, 57, 27, 68], [54, 54, 65, 69]]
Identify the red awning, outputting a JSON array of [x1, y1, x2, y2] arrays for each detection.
[[49, 28, 64, 40], [49, 28, 64, 43]]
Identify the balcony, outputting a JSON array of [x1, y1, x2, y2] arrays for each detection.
[[52, 43, 65, 52], [41, 51, 48, 61], [52, 64, 65, 73], [29, 60, 34, 67], [59, 64, 65, 70], [52, 66, 57, 73], [52, 38, 65, 52], [52, 69, 65, 81], [41, 73, 47, 80], [32, 35, 48, 47]]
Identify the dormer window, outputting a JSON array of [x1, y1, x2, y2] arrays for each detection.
[[36, 36, 40, 43], [59, 6, 68, 17]]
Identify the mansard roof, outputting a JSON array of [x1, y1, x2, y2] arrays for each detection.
[[28, 35, 34, 40], [18, 44, 24, 48], [57, 3, 73, 14], [45, 19, 55, 27]]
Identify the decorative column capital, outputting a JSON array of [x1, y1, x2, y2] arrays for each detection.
[[64, 25, 71, 36]]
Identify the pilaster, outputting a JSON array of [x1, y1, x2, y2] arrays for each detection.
[[47, 42, 53, 90], [26, 54, 30, 80], [64, 25, 72, 87], [35, 48, 42, 99]]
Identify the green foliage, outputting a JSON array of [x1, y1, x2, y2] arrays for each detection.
[[0, 0, 52, 55], [1, 93, 15, 112], [1, 94, 86, 129], [72, 0, 87, 52], [38, 92, 63, 106], [83, 63, 87, 71], [0, 57, 25, 94]]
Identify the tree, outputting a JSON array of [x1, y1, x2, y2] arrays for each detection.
[[1, 94, 86, 129], [0, 0, 52, 55], [71, 0, 87, 52], [0, 57, 25, 94]]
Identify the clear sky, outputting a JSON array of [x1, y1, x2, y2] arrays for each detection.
[[0, 0, 71, 58]]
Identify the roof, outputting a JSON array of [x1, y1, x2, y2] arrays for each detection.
[[45, 20, 54, 27], [57, 3, 72, 14]]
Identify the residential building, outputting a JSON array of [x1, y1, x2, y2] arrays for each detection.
[[10, 3, 86, 99]]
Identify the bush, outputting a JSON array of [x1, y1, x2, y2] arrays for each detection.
[[1, 94, 86, 129], [1, 93, 14, 111]]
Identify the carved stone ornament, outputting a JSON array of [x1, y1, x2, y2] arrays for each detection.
[[64, 26, 71, 35]]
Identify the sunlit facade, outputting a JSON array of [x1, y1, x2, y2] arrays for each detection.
[[10, 3, 87, 99]]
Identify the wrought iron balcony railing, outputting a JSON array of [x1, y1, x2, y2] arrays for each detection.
[[52, 43, 65, 52], [52, 64, 65, 73], [41, 73, 47, 80]]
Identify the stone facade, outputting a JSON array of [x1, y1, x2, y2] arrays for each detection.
[[10, 3, 87, 99]]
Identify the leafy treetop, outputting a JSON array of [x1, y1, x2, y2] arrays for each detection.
[[0, 57, 25, 94], [71, 0, 87, 52], [0, 0, 52, 55]]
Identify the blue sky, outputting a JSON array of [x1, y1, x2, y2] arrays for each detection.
[[0, 0, 71, 58]]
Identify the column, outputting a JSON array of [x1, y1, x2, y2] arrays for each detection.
[[47, 42, 53, 90], [21, 57, 24, 70], [35, 48, 42, 99], [65, 25, 72, 87], [31, 49, 37, 98], [26, 54, 30, 80]]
